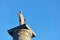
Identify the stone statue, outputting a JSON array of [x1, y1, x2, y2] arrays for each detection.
[[18, 11, 26, 25]]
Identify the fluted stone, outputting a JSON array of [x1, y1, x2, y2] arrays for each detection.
[[13, 29, 32, 40], [18, 29, 32, 40]]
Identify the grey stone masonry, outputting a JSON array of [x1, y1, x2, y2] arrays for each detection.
[[13, 29, 32, 40], [18, 29, 32, 40], [8, 24, 36, 40]]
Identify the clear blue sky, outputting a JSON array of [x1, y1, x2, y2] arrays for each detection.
[[0, 0, 60, 40]]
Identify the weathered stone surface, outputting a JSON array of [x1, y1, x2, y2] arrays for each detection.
[[19, 29, 32, 40], [13, 29, 32, 40]]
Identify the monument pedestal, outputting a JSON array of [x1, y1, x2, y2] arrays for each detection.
[[8, 24, 36, 40]]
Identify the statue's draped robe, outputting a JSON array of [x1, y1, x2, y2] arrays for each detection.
[[19, 12, 25, 25]]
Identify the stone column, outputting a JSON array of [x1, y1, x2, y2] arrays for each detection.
[[18, 29, 32, 40], [13, 29, 32, 40], [8, 24, 36, 40]]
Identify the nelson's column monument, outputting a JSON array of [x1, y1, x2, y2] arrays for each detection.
[[8, 11, 36, 40]]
